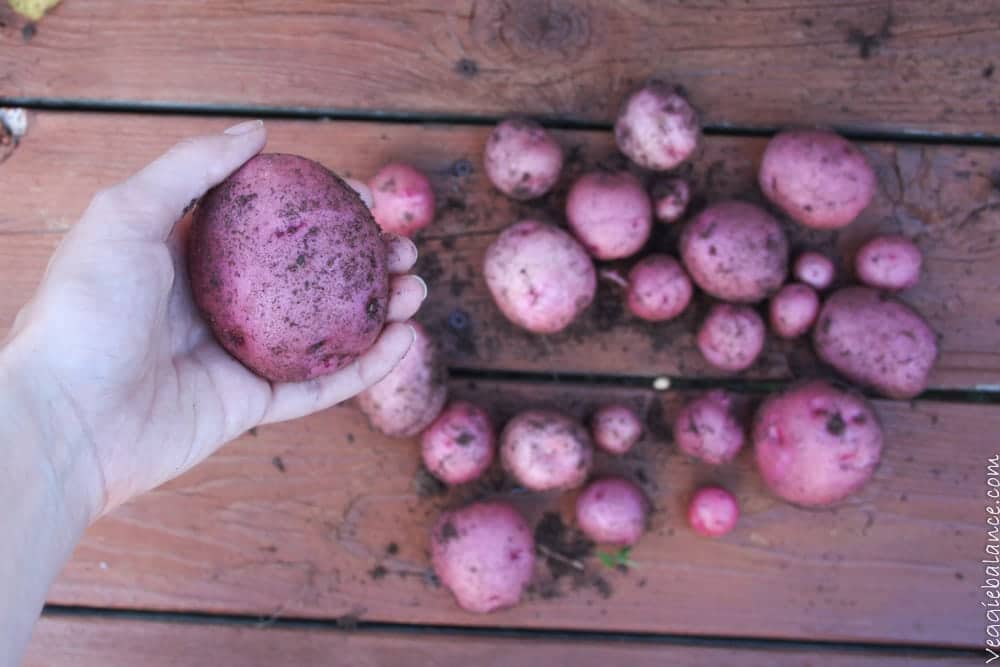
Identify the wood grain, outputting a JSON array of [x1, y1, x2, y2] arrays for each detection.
[[2, 1, 1000, 135], [2, 112, 998, 388], [41, 380, 993, 647], [26, 616, 972, 667]]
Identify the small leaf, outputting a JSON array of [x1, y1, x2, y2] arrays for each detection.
[[9, 0, 61, 22], [597, 551, 617, 569]]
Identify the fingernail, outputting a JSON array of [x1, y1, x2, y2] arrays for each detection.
[[224, 119, 264, 135], [413, 275, 428, 300]]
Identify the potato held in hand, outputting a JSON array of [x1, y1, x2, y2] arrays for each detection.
[[188, 153, 388, 382]]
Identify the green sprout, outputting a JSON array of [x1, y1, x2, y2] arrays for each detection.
[[597, 546, 637, 570]]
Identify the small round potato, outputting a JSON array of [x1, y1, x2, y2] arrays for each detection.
[[769, 283, 820, 339], [431, 501, 535, 613], [575, 477, 648, 546], [369, 162, 436, 237], [500, 410, 593, 491], [697, 304, 766, 372], [484, 118, 564, 200], [680, 201, 788, 303], [626, 254, 693, 322], [421, 401, 495, 485], [688, 486, 739, 537], [673, 390, 744, 465], [484, 220, 596, 334], [759, 129, 876, 230], [614, 81, 701, 171], [753, 380, 883, 507], [650, 177, 691, 223], [591, 404, 643, 455], [793, 251, 836, 290], [854, 235, 922, 291], [565, 171, 652, 260]]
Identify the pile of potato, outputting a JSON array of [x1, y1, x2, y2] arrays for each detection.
[[189, 81, 939, 616]]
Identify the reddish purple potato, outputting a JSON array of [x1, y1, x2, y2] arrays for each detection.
[[421, 401, 495, 485], [794, 251, 836, 291], [650, 177, 691, 223], [614, 81, 701, 171], [697, 304, 766, 372], [688, 486, 740, 537], [626, 254, 693, 322], [431, 501, 535, 614], [769, 283, 820, 339], [189, 153, 388, 383], [484, 118, 564, 200], [566, 171, 652, 260], [575, 477, 648, 547], [813, 287, 938, 399], [500, 410, 593, 491], [673, 390, 744, 465], [591, 404, 643, 455], [854, 235, 922, 291], [753, 380, 883, 507], [357, 321, 447, 437], [483, 220, 596, 334], [369, 163, 436, 237], [759, 129, 876, 230], [680, 201, 789, 303]]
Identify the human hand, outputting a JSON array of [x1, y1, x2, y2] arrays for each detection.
[[1, 120, 425, 519]]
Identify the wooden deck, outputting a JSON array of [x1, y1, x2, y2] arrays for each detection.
[[2, 1, 997, 664]]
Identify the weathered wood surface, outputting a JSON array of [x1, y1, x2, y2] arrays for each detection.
[[38, 380, 992, 647], [2, 1, 1000, 136], [2, 113, 998, 388], [26, 616, 973, 667]]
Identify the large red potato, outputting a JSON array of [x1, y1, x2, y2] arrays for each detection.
[[500, 410, 593, 492], [614, 81, 701, 171], [565, 171, 652, 260]]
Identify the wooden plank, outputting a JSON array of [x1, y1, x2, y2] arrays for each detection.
[[3, 1, 1000, 135], [40, 380, 993, 647], [2, 113, 999, 388], [26, 616, 971, 667]]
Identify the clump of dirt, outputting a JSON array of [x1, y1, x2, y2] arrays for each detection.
[[413, 466, 447, 498], [534, 512, 594, 579]]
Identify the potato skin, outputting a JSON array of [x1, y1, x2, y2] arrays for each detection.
[[688, 486, 739, 537], [484, 220, 596, 334], [759, 129, 876, 230], [680, 201, 788, 303], [793, 251, 835, 290], [358, 321, 447, 437], [854, 235, 922, 291], [575, 477, 647, 547], [614, 81, 701, 171], [651, 177, 691, 224], [673, 390, 744, 465], [431, 501, 535, 613], [590, 404, 643, 455], [421, 401, 495, 485], [189, 153, 388, 382], [484, 119, 564, 200], [369, 163, 435, 237], [500, 410, 593, 491], [753, 380, 883, 507], [697, 304, 766, 372], [565, 171, 652, 260], [626, 254, 693, 322], [813, 287, 937, 399], [769, 283, 820, 339]]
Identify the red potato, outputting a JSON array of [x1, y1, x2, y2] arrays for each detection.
[[614, 81, 701, 171], [697, 304, 766, 372], [189, 153, 387, 382], [688, 486, 739, 537], [483, 220, 596, 334], [650, 177, 691, 223], [369, 163, 436, 237], [680, 201, 789, 303], [673, 390, 744, 465], [769, 283, 820, 339], [759, 129, 876, 230], [421, 401, 495, 485], [575, 477, 648, 547], [753, 380, 883, 507], [357, 321, 447, 437], [565, 171, 652, 260], [626, 254, 693, 322], [591, 404, 643, 455], [431, 501, 535, 613], [484, 118, 564, 200], [793, 251, 836, 291], [855, 235, 922, 291], [500, 410, 593, 491], [813, 287, 938, 399]]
